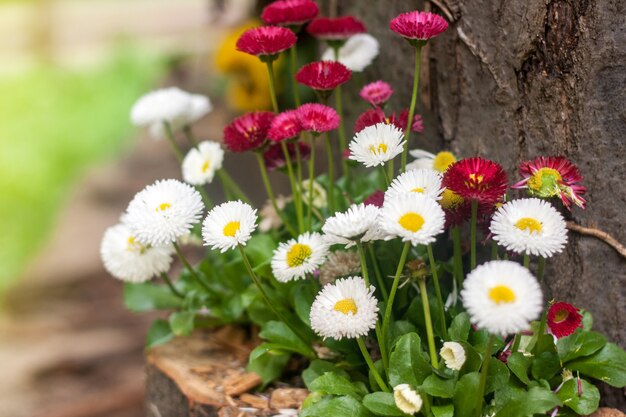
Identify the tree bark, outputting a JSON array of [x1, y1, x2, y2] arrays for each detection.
[[326, 0, 626, 408]]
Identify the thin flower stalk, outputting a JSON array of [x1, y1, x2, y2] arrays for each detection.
[[281, 141, 305, 232], [161, 272, 184, 298], [368, 245, 388, 302], [172, 242, 212, 293], [255, 152, 297, 237], [217, 170, 251, 204], [523, 254, 530, 268], [476, 334, 496, 417], [400, 46, 422, 172], [325, 132, 336, 213], [452, 226, 464, 288], [470, 200, 478, 269], [357, 337, 390, 392], [418, 276, 439, 367], [289, 45, 301, 106], [356, 241, 370, 287], [427, 244, 448, 339], [307, 134, 317, 228], [332, 46, 350, 179]]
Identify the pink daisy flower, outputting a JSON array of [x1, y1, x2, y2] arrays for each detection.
[[263, 141, 311, 171], [390, 11, 448, 45], [443, 157, 508, 206], [547, 302, 583, 339], [306, 16, 366, 41], [223, 111, 275, 152], [360, 81, 394, 107], [268, 110, 303, 142], [297, 103, 340, 134], [296, 60, 351, 92], [261, 0, 319, 26], [236, 26, 297, 59]]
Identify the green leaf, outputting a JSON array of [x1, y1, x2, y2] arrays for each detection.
[[453, 372, 480, 417], [259, 320, 312, 357], [448, 312, 471, 342], [557, 330, 607, 362], [300, 395, 374, 417], [567, 343, 626, 387], [432, 404, 454, 417], [293, 283, 316, 326], [389, 333, 432, 387], [249, 343, 300, 362], [421, 374, 455, 398], [303, 360, 350, 389], [247, 350, 290, 387], [556, 378, 600, 415], [390, 321, 417, 347], [146, 319, 174, 348], [245, 234, 277, 266], [494, 386, 561, 417], [485, 357, 510, 394], [123, 282, 182, 312], [507, 352, 531, 385], [168, 311, 195, 336], [309, 372, 366, 398], [456, 341, 482, 374], [531, 351, 561, 381], [362, 392, 405, 416]]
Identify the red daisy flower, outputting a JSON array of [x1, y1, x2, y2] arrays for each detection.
[[306, 16, 366, 41], [268, 110, 303, 142], [364, 190, 385, 208], [511, 156, 587, 210], [223, 111, 275, 152], [263, 141, 311, 171], [396, 109, 424, 133], [236, 26, 297, 59], [353, 108, 424, 134], [295, 60, 351, 91], [439, 188, 471, 227], [547, 301, 583, 339], [360, 80, 394, 107], [443, 158, 508, 205], [297, 103, 340, 134], [390, 11, 449, 45], [261, 0, 319, 26]]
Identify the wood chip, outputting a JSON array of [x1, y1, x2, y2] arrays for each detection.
[[239, 393, 269, 409], [269, 388, 309, 410], [590, 408, 626, 417], [224, 372, 262, 396]]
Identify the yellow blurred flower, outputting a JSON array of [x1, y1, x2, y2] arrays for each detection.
[[214, 21, 285, 112]]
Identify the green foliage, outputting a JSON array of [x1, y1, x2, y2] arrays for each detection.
[[362, 392, 405, 416], [123, 282, 182, 312], [388, 333, 431, 387], [556, 378, 600, 415], [146, 319, 174, 348], [567, 343, 626, 387], [300, 395, 373, 417], [309, 372, 368, 398]]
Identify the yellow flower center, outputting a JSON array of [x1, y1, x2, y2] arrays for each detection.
[[369, 143, 388, 155], [433, 151, 456, 172], [553, 309, 570, 323], [333, 298, 358, 315], [286, 243, 312, 267], [156, 202, 171, 212], [515, 217, 543, 234], [201, 160, 210, 173], [399, 212, 425, 232], [411, 187, 425, 193], [223, 221, 241, 237], [528, 168, 562, 191], [126, 236, 146, 254], [440, 189, 464, 210], [488, 285, 516, 304]]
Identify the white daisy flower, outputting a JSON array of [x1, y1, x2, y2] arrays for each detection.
[[380, 193, 445, 246], [182, 141, 225, 185], [125, 179, 204, 247], [150, 93, 213, 138], [322, 203, 382, 248], [202, 200, 258, 252], [406, 149, 457, 173], [271, 232, 329, 283], [386, 168, 444, 201], [100, 223, 174, 283], [310, 276, 378, 340], [349, 123, 405, 168], [490, 198, 568, 258], [440, 341, 466, 371], [393, 384, 423, 415], [321, 34, 380, 72], [461, 260, 543, 336]]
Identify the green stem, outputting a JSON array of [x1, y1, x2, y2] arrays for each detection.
[[427, 244, 448, 339], [281, 141, 304, 233], [470, 200, 478, 269], [255, 152, 297, 237], [161, 272, 183, 298], [375, 322, 389, 375], [356, 241, 370, 286], [289, 45, 301, 106], [324, 132, 335, 213], [238, 245, 314, 355], [163, 121, 184, 162], [476, 334, 496, 417], [537, 256, 546, 281], [368, 245, 388, 302], [511, 334, 521, 353], [335, 84, 349, 178], [380, 164, 391, 187], [357, 337, 390, 392], [400, 46, 422, 172], [182, 125, 197, 147], [523, 254, 530, 268], [307, 135, 317, 228], [265, 60, 280, 113], [491, 241, 499, 260], [452, 227, 464, 289], [418, 277, 439, 367], [217, 170, 251, 204], [381, 242, 411, 366], [173, 242, 211, 293], [195, 185, 213, 208]]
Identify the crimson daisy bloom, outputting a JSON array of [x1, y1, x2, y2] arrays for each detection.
[[511, 156, 587, 210], [261, 0, 319, 27], [268, 110, 303, 142], [297, 103, 339, 134], [296, 60, 351, 93], [353, 108, 424, 134], [306, 16, 366, 42], [360, 80, 394, 107], [443, 158, 508, 205], [263, 141, 311, 171], [236, 26, 297, 60], [547, 301, 583, 339], [439, 188, 471, 227], [390, 11, 449, 46], [364, 190, 385, 208], [223, 111, 275, 152]]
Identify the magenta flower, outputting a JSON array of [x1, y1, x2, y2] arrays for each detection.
[[390, 11, 448, 45], [268, 110, 303, 142], [236, 26, 297, 59], [296, 60, 352, 91], [306, 16, 366, 41], [261, 0, 319, 26], [223, 111, 275, 152], [360, 81, 394, 107], [297, 103, 340, 134]]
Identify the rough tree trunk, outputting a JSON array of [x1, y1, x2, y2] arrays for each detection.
[[330, 0, 625, 408]]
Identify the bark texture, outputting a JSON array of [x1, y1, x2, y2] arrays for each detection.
[[329, 0, 625, 408]]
